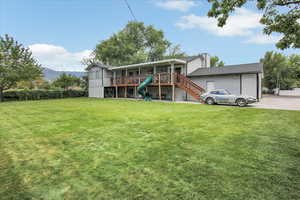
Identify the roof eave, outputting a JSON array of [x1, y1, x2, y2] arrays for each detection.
[[109, 59, 186, 70], [188, 71, 263, 77]]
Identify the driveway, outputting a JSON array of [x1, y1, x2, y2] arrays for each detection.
[[249, 95, 300, 111]]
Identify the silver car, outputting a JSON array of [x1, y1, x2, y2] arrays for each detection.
[[200, 89, 257, 107]]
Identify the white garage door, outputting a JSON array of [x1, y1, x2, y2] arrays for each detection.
[[242, 74, 257, 97]]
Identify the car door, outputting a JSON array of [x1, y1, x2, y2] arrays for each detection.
[[214, 91, 231, 103]]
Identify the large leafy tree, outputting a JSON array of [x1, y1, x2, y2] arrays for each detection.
[[261, 51, 296, 92], [93, 21, 172, 66], [210, 56, 225, 67], [287, 53, 300, 86], [53, 73, 80, 90], [0, 35, 42, 102], [207, 0, 300, 49]]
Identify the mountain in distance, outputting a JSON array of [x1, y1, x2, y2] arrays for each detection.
[[43, 68, 86, 82]]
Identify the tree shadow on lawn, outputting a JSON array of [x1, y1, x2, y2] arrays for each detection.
[[0, 143, 31, 200]]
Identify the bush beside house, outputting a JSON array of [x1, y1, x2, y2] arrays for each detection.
[[2, 89, 87, 102]]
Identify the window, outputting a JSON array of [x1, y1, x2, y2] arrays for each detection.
[[210, 90, 230, 95], [147, 68, 154, 74], [157, 66, 168, 73], [175, 67, 181, 74]]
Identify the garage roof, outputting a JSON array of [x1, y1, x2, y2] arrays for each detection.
[[188, 63, 263, 76]]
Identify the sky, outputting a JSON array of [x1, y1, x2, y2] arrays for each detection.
[[0, 0, 299, 71]]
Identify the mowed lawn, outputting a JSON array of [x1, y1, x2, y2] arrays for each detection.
[[0, 98, 300, 200]]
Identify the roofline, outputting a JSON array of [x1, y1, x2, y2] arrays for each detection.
[[108, 59, 186, 70], [86, 63, 110, 71], [218, 62, 262, 68], [188, 62, 263, 77], [187, 71, 263, 77]]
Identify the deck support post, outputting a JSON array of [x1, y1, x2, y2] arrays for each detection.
[[125, 87, 127, 98], [138, 67, 141, 84], [158, 73, 161, 100], [171, 63, 174, 84], [113, 71, 116, 85], [172, 85, 175, 102], [171, 63, 175, 101], [116, 86, 118, 98], [134, 86, 137, 98]]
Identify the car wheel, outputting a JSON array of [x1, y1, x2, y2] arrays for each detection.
[[206, 97, 215, 105], [236, 98, 247, 107]]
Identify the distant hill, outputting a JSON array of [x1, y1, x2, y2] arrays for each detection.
[[43, 68, 86, 82]]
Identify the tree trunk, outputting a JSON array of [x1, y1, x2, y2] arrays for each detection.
[[0, 88, 3, 102], [276, 73, 280, 96]]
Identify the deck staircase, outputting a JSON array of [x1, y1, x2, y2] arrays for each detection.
[[174, 73, 206, 102]]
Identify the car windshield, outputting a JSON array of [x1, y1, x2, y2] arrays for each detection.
[[210, 90, 230, 95], [219, 90, 231, 95]]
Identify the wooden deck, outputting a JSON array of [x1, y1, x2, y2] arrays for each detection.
[[108, 72, 206, 102]]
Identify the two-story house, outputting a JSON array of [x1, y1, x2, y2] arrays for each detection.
[[87, 53, 263, 102]]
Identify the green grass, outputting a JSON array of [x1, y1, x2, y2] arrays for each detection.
[[0, 98, 300, 200]]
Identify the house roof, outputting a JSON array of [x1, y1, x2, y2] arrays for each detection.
[[188, 63, 263, 76], [179, 54, 208, 62], [86, 63, 110, 71], [179, 55, 201, 62], [108, 59, 187, 70]]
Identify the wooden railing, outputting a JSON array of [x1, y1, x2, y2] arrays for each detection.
[[111, 73, 172, 85], [173, 73, 206, 102]]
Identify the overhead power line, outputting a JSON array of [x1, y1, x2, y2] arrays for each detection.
[[124, 0, 137, 21]]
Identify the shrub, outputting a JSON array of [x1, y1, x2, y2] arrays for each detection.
[[2, 89, 87, 102]]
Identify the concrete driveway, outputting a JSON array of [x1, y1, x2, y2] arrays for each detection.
[[249, 95, 300, 111]]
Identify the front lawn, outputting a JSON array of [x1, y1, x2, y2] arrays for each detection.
[[0, 98, 300, 200]]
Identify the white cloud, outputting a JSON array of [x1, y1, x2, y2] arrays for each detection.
[[156, 0, 197, 12], [28, 44, 92, 71], [176, 8, 262, 36], [245, 33, 282, 44]]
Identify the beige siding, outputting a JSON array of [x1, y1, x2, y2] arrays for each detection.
[[88, 67, 111, 98], [187, 57, 203, 74], [191, 74, 241, 95], [103, 69, 112, 87]]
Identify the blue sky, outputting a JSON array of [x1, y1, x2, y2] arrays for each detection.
[[1, 0, 299, 71]]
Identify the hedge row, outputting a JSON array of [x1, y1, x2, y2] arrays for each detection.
[[2, 89, 87, 102]]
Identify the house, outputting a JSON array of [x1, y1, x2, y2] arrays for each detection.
[[87, 53, 263, 102]]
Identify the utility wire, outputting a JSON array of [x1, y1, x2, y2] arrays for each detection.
[[124, 0, 137, 21]]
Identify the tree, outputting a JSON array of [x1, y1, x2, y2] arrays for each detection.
[[163, 44, 187, 59], [80, 75, 88, 92], [287, 54, 300, 86], [92, 21, 171, 66], [261, 51, 296, 93], [210, 56, 225, 67], [53, 73, 80, 90], [207, 0, 300, 49], [0, 35, 42, 102]]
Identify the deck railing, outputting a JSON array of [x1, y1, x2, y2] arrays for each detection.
[[111, 73, 172, 85]]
